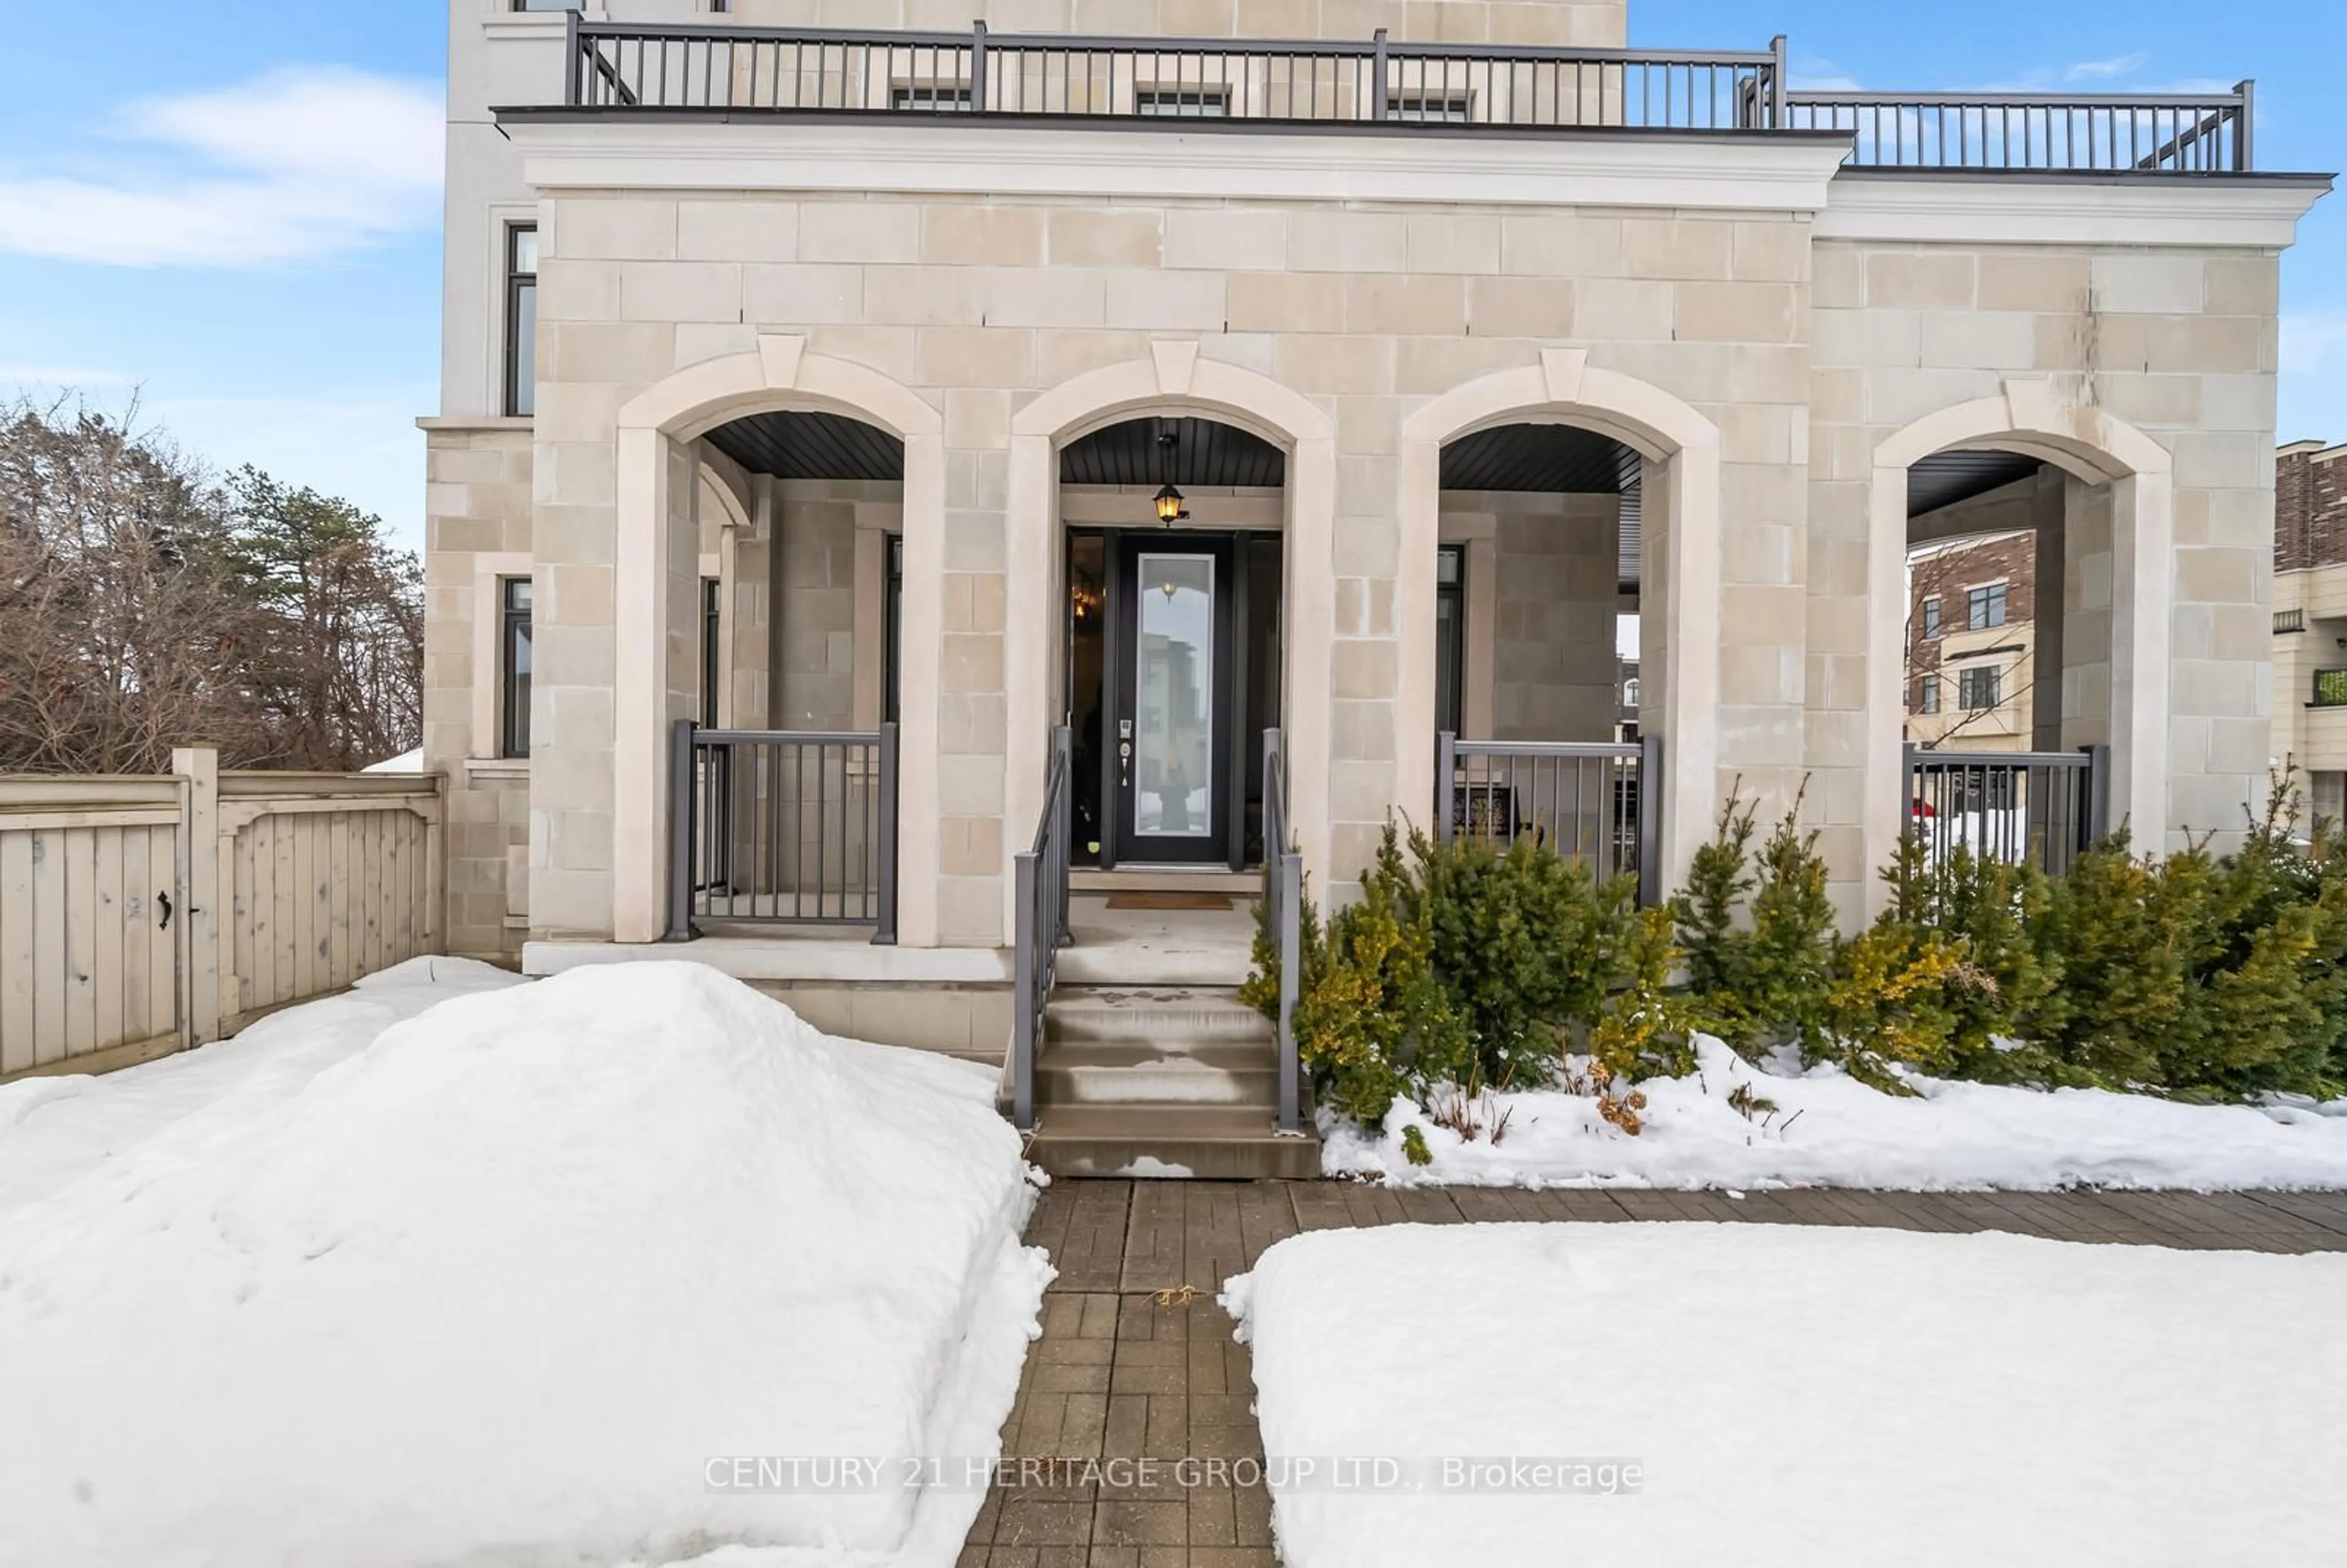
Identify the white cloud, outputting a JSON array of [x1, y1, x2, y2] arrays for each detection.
[[2067, 52, 2150, 83], [0, 67, 442, 268]]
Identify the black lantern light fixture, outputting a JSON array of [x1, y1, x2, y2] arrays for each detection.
[[1153, 424, 1188, 524]]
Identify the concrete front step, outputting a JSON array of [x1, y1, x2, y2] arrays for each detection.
[[1043, 985, 1272, 1046], [1024, 1105, 1321, 1180], [1038, 1041, 1277, 1107]]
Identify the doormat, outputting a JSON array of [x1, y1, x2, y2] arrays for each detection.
[[1104, 892, 1233, 912]]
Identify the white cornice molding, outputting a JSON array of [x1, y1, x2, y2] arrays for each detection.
[[501, 119, 1854, 213], [1816, 173, 2332, 249]]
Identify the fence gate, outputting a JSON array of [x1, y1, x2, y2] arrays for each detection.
[[2, 747, 444, 1084], [0, 772, 192, 1081]]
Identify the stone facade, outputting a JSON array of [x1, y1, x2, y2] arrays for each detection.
[[421, 422, 534, 961], [425, 0, 2329, 958], [523, 189, 1828, 940], [1809, 242, 2286, 881]]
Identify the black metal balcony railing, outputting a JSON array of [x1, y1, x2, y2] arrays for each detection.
[[553, 18, 2257, 173], [2314, 669, 2347, 708], [568, 20, 1785, 133], [1780, 87, 2252, 174]]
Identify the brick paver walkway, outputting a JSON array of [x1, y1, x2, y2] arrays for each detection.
[[958, 1180, 2347, 1568]]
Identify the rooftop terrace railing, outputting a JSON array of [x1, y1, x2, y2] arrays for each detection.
[[1780, 86, 2253, 173], [567, 19, 1787, 133], [553, 18, 2257, 173]]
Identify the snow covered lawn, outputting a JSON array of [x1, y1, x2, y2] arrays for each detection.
[[1326, 1036, 2347, 1190], [1225, 1222, 2347, 1568], [0, 960, 1049, 1568]]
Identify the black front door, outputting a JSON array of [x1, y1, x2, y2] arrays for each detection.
[[1112, 533, 1236, 865]]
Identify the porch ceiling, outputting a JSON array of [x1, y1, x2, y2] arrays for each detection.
[[1060, 417, 1286, 489], [1440, 423, 1640, 494], [703, 410, 905, 480], [1908, 450, 2043, 518]]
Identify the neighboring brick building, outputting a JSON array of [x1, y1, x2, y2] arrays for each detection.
[[1906, 531, 2038, 753], [2271, 441, 2347, 825]]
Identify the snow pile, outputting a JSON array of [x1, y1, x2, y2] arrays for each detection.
[[1324, 1034, 2347, 1191], [0, 954, 521, 1223], [0, 961, 1049, 1568], [1225, 1222, 2347, 1568]]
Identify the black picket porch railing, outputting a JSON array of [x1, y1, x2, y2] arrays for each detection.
[[1904, 744, 2110, 878], [666, 720, 898, 942], [1436, 733, 1662, 904]]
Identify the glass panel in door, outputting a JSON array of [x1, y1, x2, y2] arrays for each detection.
[[1133, 552, 1215, 838]]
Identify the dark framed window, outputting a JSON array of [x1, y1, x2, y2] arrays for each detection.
[[1966, 582, 2007, 631], [1919, 674, 1941, 714], [1138, 89, 1232, 117], [884, 533, 904, 725], [504, 224, 538, 419], [499, 577, 534, 758], [1921, 596, 1941, 640], [891, 85, 973, 111], [1392, 95, 1472, 123], [701, 577, 722, 728], [1435, 545, 1465, 738], [1958, 665, 2000, 711]]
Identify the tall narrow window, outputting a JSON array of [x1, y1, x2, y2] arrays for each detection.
[[1921, 596, 1941, 640], [701, 577, 722, 729], [1435, 545, 1465, 738], [883, 533, 904, 725], [1919, 674, 1941, 714], [504, 224, 538, 418], [499, 578, 534, 758]]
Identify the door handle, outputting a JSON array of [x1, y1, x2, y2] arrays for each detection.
[[1118, 741, 1131, 788], [157, 890, 173, 931]]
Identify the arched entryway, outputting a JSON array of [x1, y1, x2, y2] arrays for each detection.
[[1005, 344, 1338, 931], [1868, 380, 2173, 901], [612, 335, 945, 945], [1398, 350, 1722, 899], [1054, 414, 1290, 872]]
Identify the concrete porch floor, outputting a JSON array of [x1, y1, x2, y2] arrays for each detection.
[[1060, 894, 1257, 988], [960, 1180, 2347, 1567]]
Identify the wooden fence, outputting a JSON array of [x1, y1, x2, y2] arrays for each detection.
[[0, 747, 444, 1083]]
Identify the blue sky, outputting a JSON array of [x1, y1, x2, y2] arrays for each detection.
[[0, 0, 2338, 554]]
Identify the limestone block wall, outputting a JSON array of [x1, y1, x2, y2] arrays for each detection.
[[1810, 241, 2282, 901], [771, 480, 895, 731], [526, 190, 1815, 942], [1441, 490, 1620, 742], [421, 422, 534, 963]]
